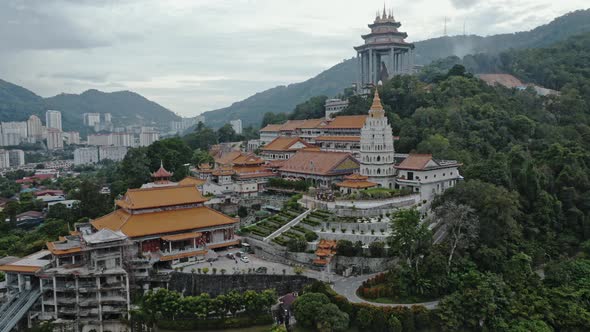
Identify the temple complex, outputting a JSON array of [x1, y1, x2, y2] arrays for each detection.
[[355, 6, 414, 90]]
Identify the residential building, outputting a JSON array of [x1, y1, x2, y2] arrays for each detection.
[[99, 146, 128, 162], [0, 150, 10, 169], [83, 113, 101, 127], [46, 128, 63, 150], [139, 128, 159, 147], [103, 113, 112, 123], [8, 149, 25, 167], [325, 98, 349, 119], [87, 133, 113, 146], [45, 110, 62, 131], [63, 131, 81, 145], [1, 121, 28, 146], [74, 147, 99, 165], [27, 115, 43, 141], [230, 119, 243, 134], [112, 133, 132, 147]]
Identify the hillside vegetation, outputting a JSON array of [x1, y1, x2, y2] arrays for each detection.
[[201, 9, 590, 128]]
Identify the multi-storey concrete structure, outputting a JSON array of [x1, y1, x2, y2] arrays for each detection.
[[74, 147, 99, 165], [0, 150, 10, 169], [354, 7, 414, 89], [395, 154, 462, 201], [230, 119, 243, 134], [112, 133, 132, 147], [138, 128, 159, 147], [103, 113, 112, 123], [1, 121, 28, 146], [27, 115, 43, 142], [45, 110, 62, 131], [87, 134, 113, 146], [83, 113, 101, 127], [8, 149, 25, 167], [98, 146, 128, 162], [64, 131, 81, 145], [46, 129, 63, 150], [324, 98, 349, 119]]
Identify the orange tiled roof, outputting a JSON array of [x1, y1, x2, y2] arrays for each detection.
[[324, 115, 367, 129], [336, 180, 378, 189], [46, 241, 82, 256], [92, 206, 238, 238], [0, 265, 42, 273], [178, 176, 206, 186], [232, 153, 265, 166], [261, 137, 312, 152], [279, 150, 359, 176], [313, 258, 329, 265], [116, 185, 207, 210], [161, 232, 202, 241], [396, 154, 433, 171], [315, 136, 360, 142], [214, 151, 242, 165], [318, 239, 337, 249], [212, 166, 236, 176], [260, 124, 284, 132], [233, 166, 270, 174], [152, 164, 173, 178], [198, 163, 212, 170]]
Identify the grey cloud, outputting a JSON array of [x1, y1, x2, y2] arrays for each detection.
[[450, 0, 480, 9], [39, 72, 110, 83], [0, 1, 110, 51]]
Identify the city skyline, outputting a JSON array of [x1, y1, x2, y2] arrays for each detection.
[[0, 0, 587, 117]]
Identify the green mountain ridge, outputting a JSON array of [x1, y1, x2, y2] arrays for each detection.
[[0, 80, 180, 132], [201, 8, 590, 128]]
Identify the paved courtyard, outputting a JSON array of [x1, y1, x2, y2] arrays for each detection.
[[181, 248, 326, 280]]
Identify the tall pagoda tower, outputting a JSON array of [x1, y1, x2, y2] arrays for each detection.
[[359, 89, 396, 188], [354, 6, 415, 90]]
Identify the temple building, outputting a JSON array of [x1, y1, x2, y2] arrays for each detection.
[[335, 173, 377, 195], [359, 89, 397, 188], [277, 150, 359, 188], [91, 165, 239, 267], [260, 137, 313, 161], [395, 153, 463, 201], [354, 6, 415, 90]]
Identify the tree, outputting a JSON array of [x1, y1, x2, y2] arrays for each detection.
[[335, 240, 355, 257], [237, 206, 248, 218], [286, 237, 307, 252], [217, 124, 238, 143], [432, 201, 479, 274], [388, 209, 432, 270], [292, 292, 331, 329], [120, 147, 151, 188], [369, 241, 385, 257], [315, 303, 349, 332], [289, 95, 328, 120]]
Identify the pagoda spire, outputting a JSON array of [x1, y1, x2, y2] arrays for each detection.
[[382, 4, 387, 20], [369, 88, 386, 119]]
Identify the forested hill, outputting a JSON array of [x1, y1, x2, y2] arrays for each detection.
[[44, 89, 180, 130], [201, 9, 590, 128], [0, 80, 180, 131], [0, 79, 46, 122]]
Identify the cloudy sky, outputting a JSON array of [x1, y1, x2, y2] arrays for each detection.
[[0, 0, 587, 117]]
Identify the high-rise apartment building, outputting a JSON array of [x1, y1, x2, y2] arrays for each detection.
[[45, 110, 62, 131]]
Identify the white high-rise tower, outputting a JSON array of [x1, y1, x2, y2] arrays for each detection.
[[46, 110, 62, 131], [359, 89, 396, 188]]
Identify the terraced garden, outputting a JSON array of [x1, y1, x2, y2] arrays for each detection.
[[241, 208, 302, 239]]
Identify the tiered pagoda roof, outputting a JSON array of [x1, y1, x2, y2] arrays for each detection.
[[336, 173, 378, 189]]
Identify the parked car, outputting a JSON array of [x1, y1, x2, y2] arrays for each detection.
[[226, 253, 235, 259], [255, 267, 267, 274], [206, 257, 218, 262], [240, 256, 250, 263], [235, 251, 243, 258]]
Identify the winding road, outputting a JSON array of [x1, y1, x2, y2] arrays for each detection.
[[331, 273, 439, 309]]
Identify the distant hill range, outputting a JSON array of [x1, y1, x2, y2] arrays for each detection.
[[0, 79, 179, 132], [201, 9, 590, 128]]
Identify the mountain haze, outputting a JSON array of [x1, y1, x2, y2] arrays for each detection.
[[201, 9, 590, 128], [0, 81, 180, 132]]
